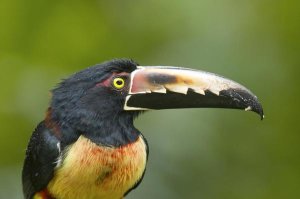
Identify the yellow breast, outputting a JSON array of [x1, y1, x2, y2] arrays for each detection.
[[47, 135, 147, 199]]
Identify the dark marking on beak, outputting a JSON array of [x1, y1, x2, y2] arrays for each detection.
[[147, 73, 177, 85]]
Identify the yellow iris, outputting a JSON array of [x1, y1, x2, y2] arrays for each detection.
[[112, 77, 125, 89]]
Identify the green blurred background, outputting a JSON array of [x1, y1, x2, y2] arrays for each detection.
[[0, 0, 299, 198]]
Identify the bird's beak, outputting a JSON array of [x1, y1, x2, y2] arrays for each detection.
[[125, 66, 264, 119]]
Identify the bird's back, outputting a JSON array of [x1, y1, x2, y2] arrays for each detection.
[[22, 122, 60, 199]]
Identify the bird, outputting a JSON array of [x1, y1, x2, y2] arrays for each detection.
[[22, 59, 263, 199]]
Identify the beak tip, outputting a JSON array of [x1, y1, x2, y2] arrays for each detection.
[[254, 106, 264, 120], [249, 99, 264, 120], [221, 88, 264, 120], [257, 105, 264, 121]]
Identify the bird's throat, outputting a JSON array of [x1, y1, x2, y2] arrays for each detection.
[[50, 106, 141, 147], [82, 115, 140, 147]]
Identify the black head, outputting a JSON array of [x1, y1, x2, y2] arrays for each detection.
[[50, 59, 141, 146]]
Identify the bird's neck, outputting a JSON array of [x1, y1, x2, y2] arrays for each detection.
[[49, 108, 140, 147], [81, 113, 140, 147]]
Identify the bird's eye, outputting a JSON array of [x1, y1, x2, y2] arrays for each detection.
[[112, 77, 125, 89]]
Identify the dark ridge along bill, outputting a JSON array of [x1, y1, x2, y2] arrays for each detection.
[[126, 88, 264, 120]]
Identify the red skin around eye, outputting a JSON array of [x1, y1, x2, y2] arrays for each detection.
[[95, 72, 129, 88], [96, 77, 112, 87]]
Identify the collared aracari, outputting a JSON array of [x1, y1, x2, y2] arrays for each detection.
[[22, 59, 263, 199]]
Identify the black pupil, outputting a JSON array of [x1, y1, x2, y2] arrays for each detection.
[[116, 80, 123, 85]]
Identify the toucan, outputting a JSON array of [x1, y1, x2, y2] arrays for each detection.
[[22, 59, 263, 199]]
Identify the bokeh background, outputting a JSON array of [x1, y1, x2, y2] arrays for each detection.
[[0, 0, 299, 198]]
